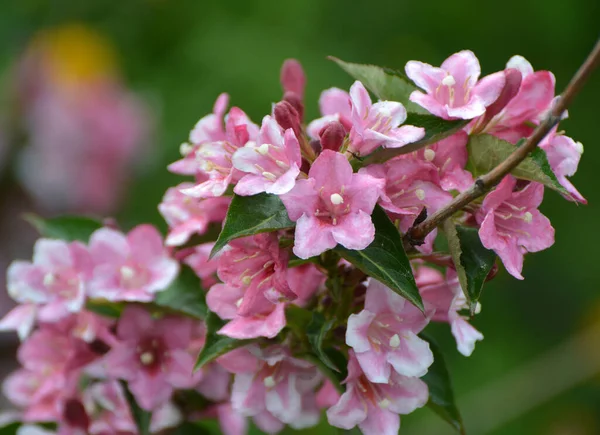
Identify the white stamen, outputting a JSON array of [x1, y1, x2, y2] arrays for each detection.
[[415, 189, 426, 201], [263, 376, 276, 388], [43, 273, 56, 287], [379, 398, 391, 409], [575, 141, 584, 154], [235, 298, 244, 308], [330, 193, 344, 205], [275, 160, 288, 168], [523, 211, 533, 223], [140, 352, 154, 366], [442, 75, 456, 86], [120, 266, 136, 280], [389, 334, 401, 348], [474, 302, 482, 315], [423, 148, 436, 162], [257, 143, 270, 155], [179, 142, 193, 156], [242, 276, 252, 285], [262, 171, 277, 181]]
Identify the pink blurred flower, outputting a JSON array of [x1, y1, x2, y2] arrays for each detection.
[[280, 150, 384, 259], [102, 306, 197, 411], [476, 176, 554, 279], [406, 50, 505, 120], [183, 242, 219, 288], [159, 182, 230, 246], [347, 279, 433, 382], [326, 351, 428, 435], [88, 225, 179, 302], [306, 87, 352, 139], [82, 381, 137, 435]]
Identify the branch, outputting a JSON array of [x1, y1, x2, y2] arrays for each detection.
[[406, 38, 600, 244]]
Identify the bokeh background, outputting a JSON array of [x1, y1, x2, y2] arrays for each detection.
[[0, 1, 599, 434]]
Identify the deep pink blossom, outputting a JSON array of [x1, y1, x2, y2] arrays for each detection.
[[346, 279, 433, 382], [416, 265, 483, 356], [280, 150, 384, 259], [232, 116, 302, 196], [326, 351, 428, 435], [159, 183, 230, 246], [0, 239, 93, 338], [102, 306, 197, 411], [406, 50, 505, 120], [88, 225, 179, 302], [476, 176, 554, 279]]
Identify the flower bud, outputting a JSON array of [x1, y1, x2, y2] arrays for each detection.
[[283, 91, 304, 121], [280, 59, 306, 99], [319, 121, 346, 151], [63, 398, 90, 430], [274, 100, 302, 138]]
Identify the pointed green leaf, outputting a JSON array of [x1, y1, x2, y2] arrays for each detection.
[[443, 222, 496, 314], [335, 205, 423, 311], [467, 134, 571, 198], [25, 214, 103, 242], [421, 335, 465, 435], [154, 266, 208, 319], [307, 312, 338, 372], [195, 311, 253, 369], [211, 193, 294, 258], [329, 57, 427, 113]]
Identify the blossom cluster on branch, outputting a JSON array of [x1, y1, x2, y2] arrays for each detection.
[[0, 48, 591, 435]]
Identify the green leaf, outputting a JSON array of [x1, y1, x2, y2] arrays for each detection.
[[335, 205, 423, 311], [122, 381, 152, 435], [24, 214, 103, 242], [443, 222, 496, 314], [467, 134, 571, 198], [86, 299, 124, 318], [195, 311, 252, 369], [154, 265, 207, 319], [421, 335, 465, 435], [329, 57, 427, 114], [0, 423, 19, 435], [211, 193, 294, 258], [307, 312, 338, 372]]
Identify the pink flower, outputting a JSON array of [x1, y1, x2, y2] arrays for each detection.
[[88, 225, 179, 302], [365, 158, 452, 253], [406, 50, 505, 120], [183, 242, 219, 288], [347, 81, 425, 156], [217, 233, 295, 315], [326, 351, 428, 435], [232, 116, 302, 196], [229, 346, 321, 430], [207, 283, 286, 339], [413, 131, 473, 192], [280, 150, 384, 259], [476, 176, 554, 279], [82, 381, 137, 435], [102, 306, 197, 411], [287, 264, 325, 307], [539, 129, 586, 203], [346, 279, 433, 382], [416, 265, 483, 356], [306, 87, 352, 139], [159, 182, 230, 246], [180, 107, 259, 198], [0, 239, 93, 337]]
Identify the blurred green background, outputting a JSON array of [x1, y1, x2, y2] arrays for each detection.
[[0, 0, 599, 434]]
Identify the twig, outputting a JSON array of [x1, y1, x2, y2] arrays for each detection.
[[405, 38, 600, 244]]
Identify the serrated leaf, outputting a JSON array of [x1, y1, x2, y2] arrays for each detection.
[[335, 205, 423, 311], [421, 335, 465, 434], [211, 193, 294, 258], [443, 222, 496, 314], [329, 57, 427, 114], [467, 134, 571, 197], [307, 312, 338, 372], [154, 266, 207, 319], [195, 311, 252, 369], [24, 214, 103, 242]]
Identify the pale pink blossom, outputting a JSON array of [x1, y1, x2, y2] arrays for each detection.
[[287, 264, 325, 307], [280, 150, 384, 259], [347, 279, 433, 382], [476, 176, 554, 280], [416, 265, 483, 356], [88, 225, 179, 302], [102, 306, 197, 410], [183, 242, 219, 288], [232, 116, 302, 196], [406, 50, 505, 120], [159, 182, 230, 246], [0, 239, 93, 338], [82, 381, 137, 435], [326, 351, 428, 435], [306, 87, 352, 140], [149, 401, 183, 434]]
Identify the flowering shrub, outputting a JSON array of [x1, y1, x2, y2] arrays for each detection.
[[0, 45, 597, 435]]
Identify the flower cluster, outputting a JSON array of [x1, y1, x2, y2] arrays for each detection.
[[0, 51, 585, 435]]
